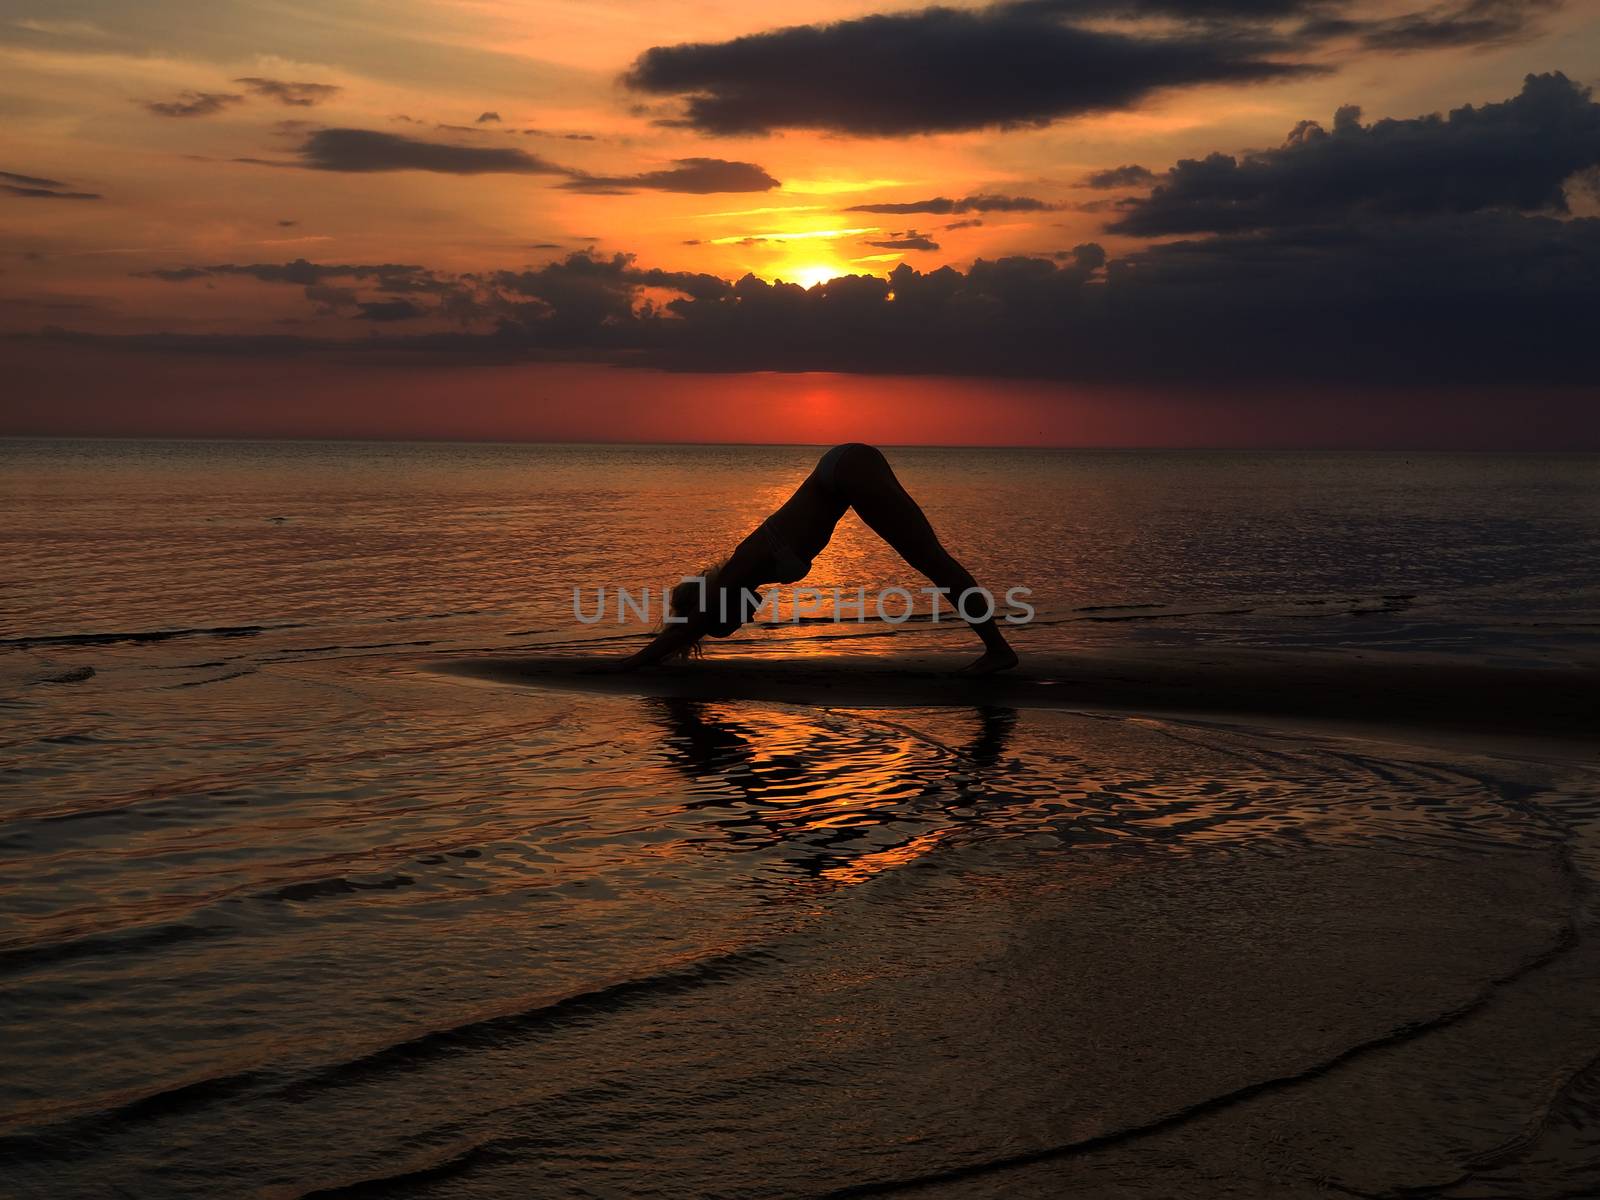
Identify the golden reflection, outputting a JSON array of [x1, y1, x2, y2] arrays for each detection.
[[818, 829, 951, 884], [650, 698, 1017, 882]]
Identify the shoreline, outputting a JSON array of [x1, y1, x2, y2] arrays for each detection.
[[434, 648, 1599, 756]]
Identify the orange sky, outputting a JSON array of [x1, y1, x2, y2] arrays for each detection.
[[3, 1, 1599, 444]]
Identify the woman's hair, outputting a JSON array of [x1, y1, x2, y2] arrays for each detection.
[[661, 560, 726, 660]]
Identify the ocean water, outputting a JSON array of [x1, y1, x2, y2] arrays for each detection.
[[3, 439, 1600, 1198]]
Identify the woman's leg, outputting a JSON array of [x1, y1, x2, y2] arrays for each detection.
[[833, 445, 1018, 671]]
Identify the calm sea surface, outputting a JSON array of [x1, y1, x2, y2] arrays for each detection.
[[3, 439, 1599, 1198]]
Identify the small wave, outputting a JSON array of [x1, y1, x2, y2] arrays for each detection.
[[263, 873, 417, 903], [1082, 610, 1190, 623], [290, 1141, 513, 1200], [1, 623, 303, 649], [0, 1066, 267, 1160], [382, 609, 498, 624], [0, 919, 226, 976], [167, 668, 257, 689], [267, 640, 437, 655], [271, 947, 777, 1102]]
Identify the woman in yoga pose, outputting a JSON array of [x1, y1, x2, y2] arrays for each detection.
[[617, 443, 1019, 674]]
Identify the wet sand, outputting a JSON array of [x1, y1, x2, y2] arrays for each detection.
[[439, 648, 1600, 749]]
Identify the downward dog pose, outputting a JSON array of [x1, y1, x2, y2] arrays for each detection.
[[618, 443, 1019, 674]]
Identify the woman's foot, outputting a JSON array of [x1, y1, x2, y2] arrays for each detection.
[[958, 646, 1019, 675]]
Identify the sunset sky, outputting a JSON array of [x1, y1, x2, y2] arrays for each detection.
[[3, 0, 1599, 445]]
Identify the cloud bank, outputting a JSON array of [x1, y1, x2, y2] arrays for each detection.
[[1112, 72, 1600, 234], [95, 75, 1600, 387]]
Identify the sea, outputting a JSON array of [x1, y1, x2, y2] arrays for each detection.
[[3, 439, 1599, 1198]]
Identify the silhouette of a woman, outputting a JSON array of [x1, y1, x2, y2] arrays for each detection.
[[618, 444, 1019, 673]]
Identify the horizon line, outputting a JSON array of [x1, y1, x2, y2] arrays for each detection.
[[3, 434, 1597, 455]]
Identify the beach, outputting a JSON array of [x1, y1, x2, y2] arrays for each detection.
[[3, 439, 1598, 1197]]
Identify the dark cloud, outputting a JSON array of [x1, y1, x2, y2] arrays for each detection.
[[846, 194, 1055, 215], [277, 219, 299, 227], [522, 129, 599, 141], [234, 77, 343, 107], [866, 232, 941, 251], [136, 259, 462, 322], [624, 0, 1561, 138], [494, 255, 732, 305], [3, 185, 101, 200], [1369, 0, 1557, 50], [354, 299, 427, 322], [600, 217, 1598, 383], [1080, 164, 1156, 188], [2, 169, 68, 189], [2, 169, 101, 200], [623, 4, 1318, 136], [477, 111, 502, 123], [1069, 197, 1137, 213], [296, 128, 566, 174], [1022, 0, 1319, 15], [305, 284, 358, 314], [135, 259, 448, 292], [975, 0, 1558, 47], [944, 219, 985, 231], [137, 267, 212, 281], [1112, 73, 1600, 235], [561, 157, 779, 194], [1059, 242, 1107, 269], [143, 91, 244, 118], [1302, 0, 1559, 52]]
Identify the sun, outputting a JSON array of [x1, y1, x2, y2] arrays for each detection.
[[784, 263, 843, 290]]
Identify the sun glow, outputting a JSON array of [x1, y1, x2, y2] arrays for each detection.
[[784, 263, 846, 289]]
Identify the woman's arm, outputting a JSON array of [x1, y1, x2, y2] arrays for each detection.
[[615, 618, 703, 670], [610, 543, 764, 670]]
